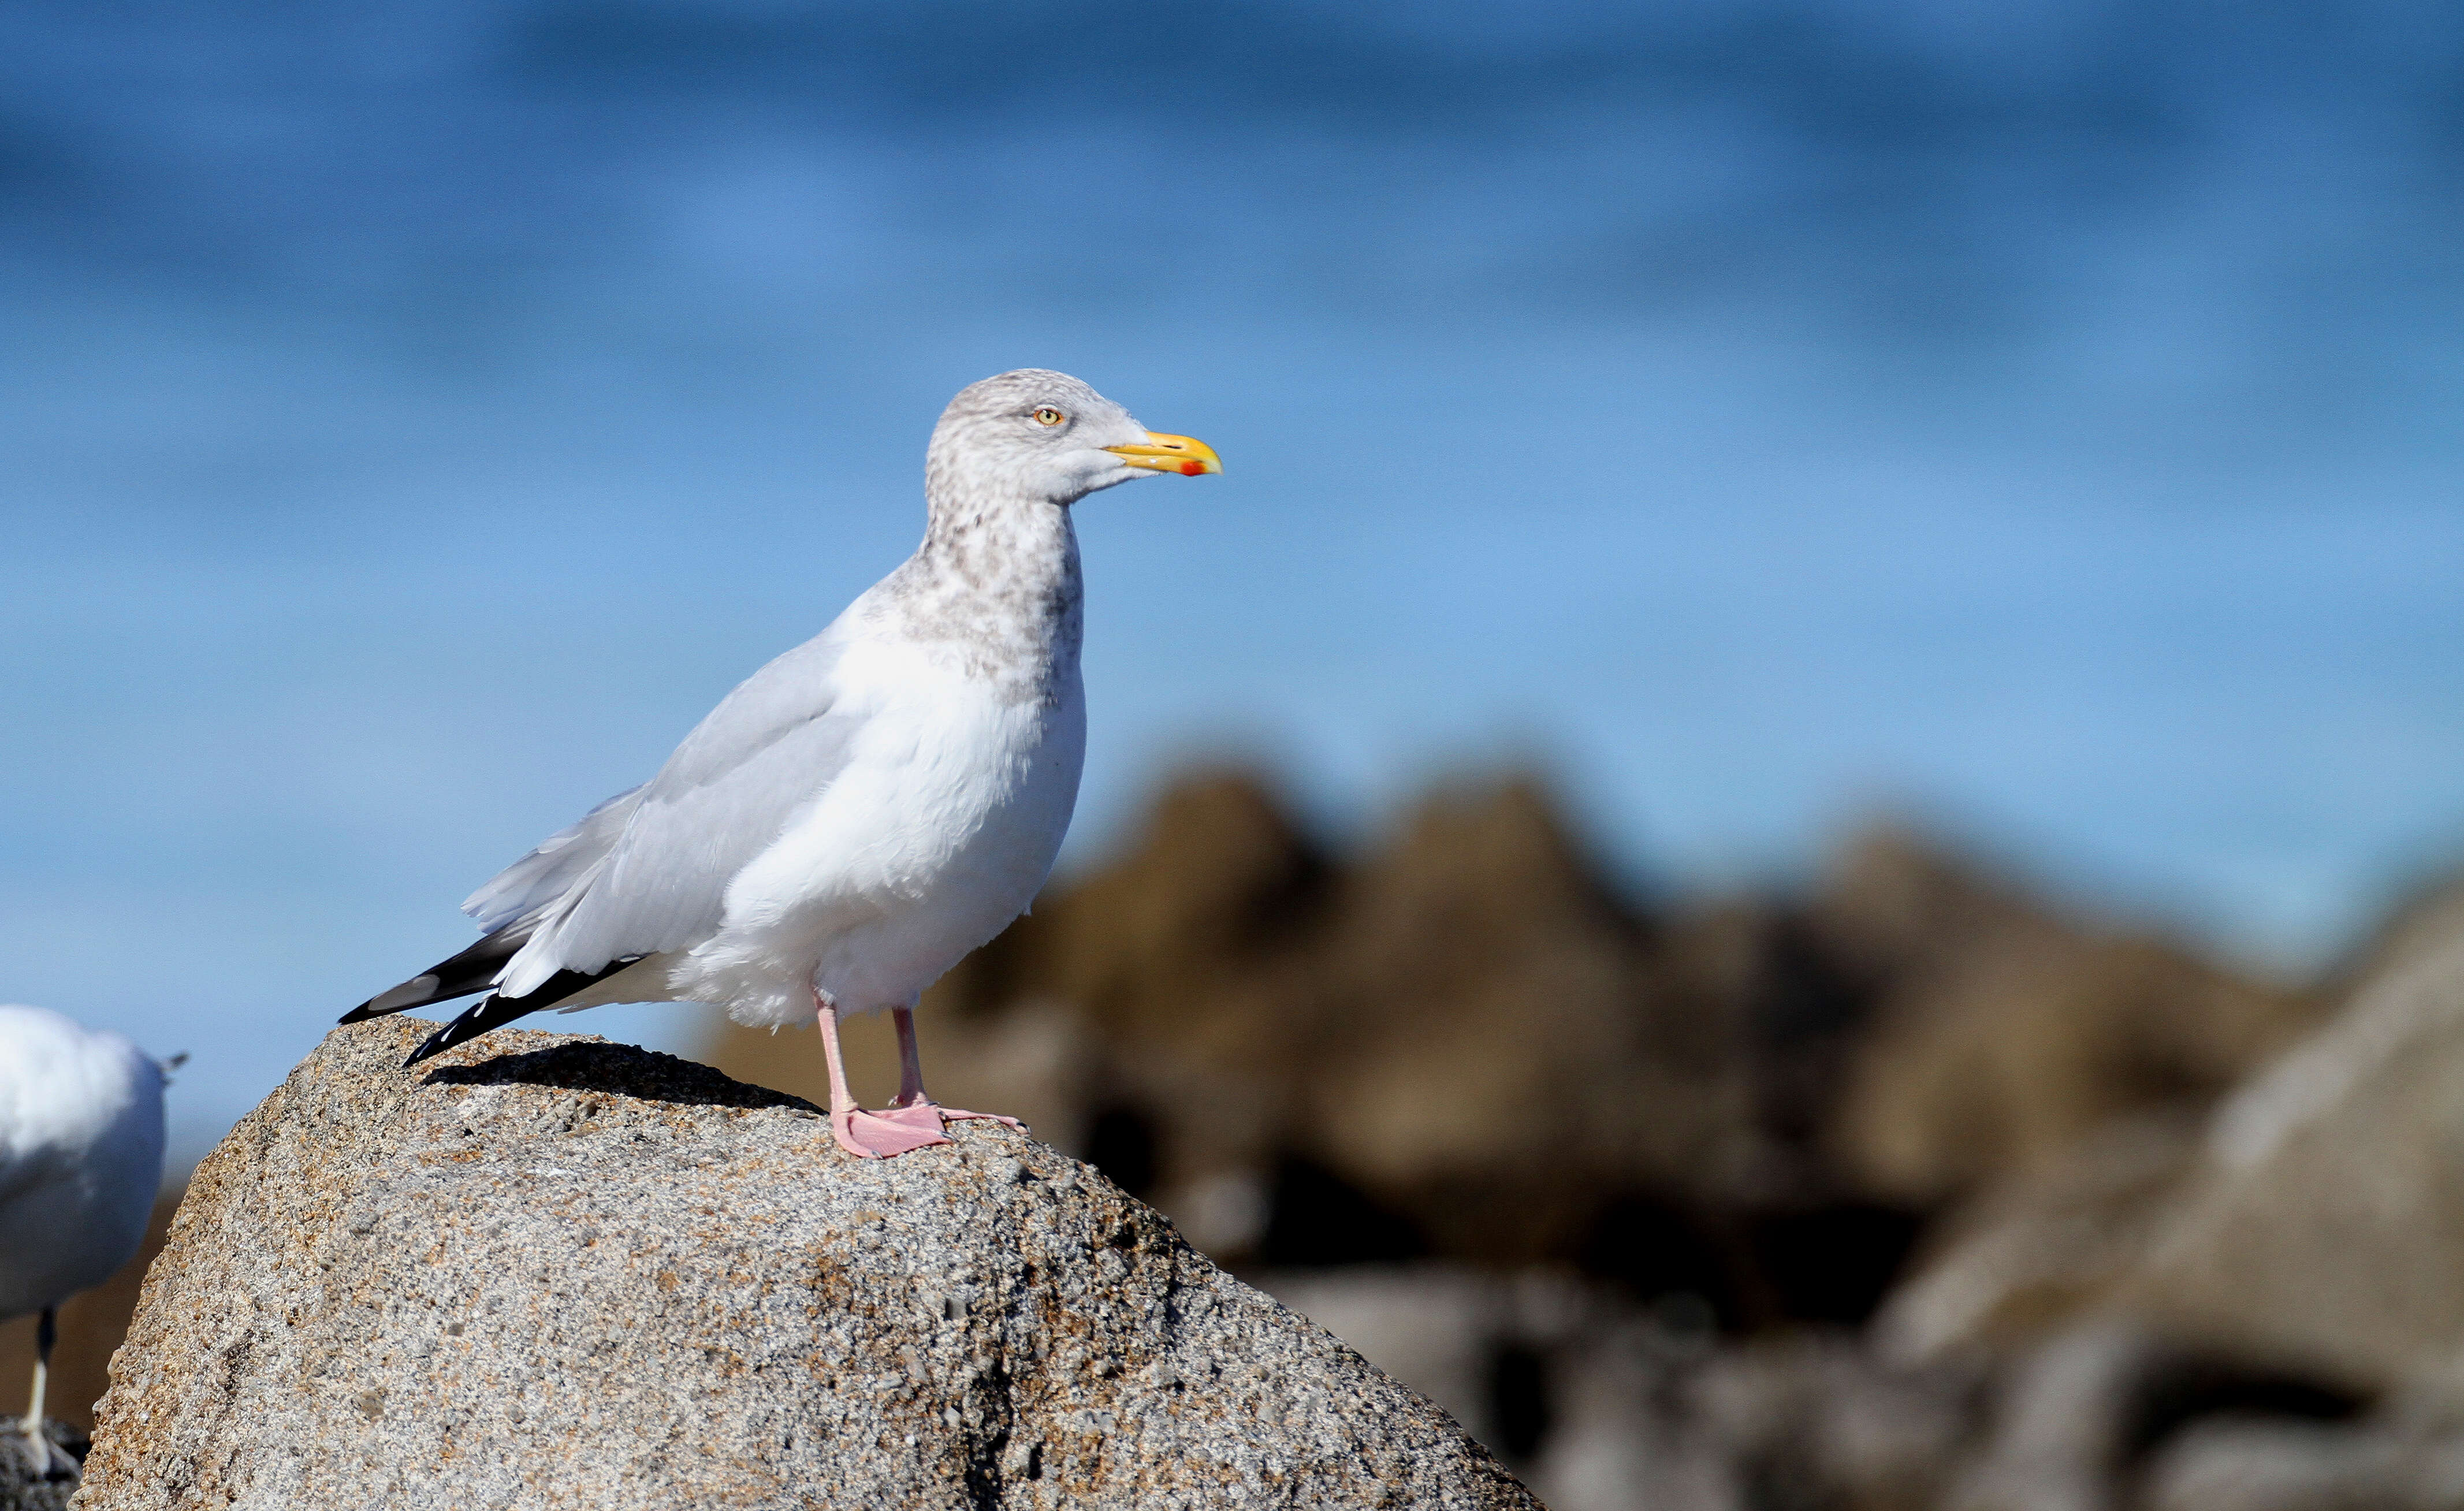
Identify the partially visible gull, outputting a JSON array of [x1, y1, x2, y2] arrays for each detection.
[[0, 1004, 170, 1473], [344, 370, 1220, 1158]]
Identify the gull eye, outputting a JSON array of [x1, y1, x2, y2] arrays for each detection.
[[1033, 406, 1066, 426]]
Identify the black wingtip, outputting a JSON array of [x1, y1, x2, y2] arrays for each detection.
[[404, 1008, 480, 1067], [342, 969, 458, 1026], [394, 959, 642, 1070], [403, 1027, 455, 1067]]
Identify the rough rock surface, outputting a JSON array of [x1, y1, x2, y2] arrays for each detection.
[[73, 1018, 1537, 1510]]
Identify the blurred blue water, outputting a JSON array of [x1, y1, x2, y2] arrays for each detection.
[[3, 0, 2461, 1159]]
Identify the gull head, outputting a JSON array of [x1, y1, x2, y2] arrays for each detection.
[[928, 369, 1221, 509]]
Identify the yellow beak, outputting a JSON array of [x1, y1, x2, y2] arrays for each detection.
[[1104, 432, 1223, 477]]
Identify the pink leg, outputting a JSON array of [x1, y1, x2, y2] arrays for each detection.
[[815, 992, 949, 1159], [876, 1007, 1025, 1133]]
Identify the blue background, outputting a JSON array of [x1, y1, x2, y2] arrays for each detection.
[[3, 0, 2460, 1159]]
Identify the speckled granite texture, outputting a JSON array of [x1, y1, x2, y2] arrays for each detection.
[[72, 1018, 1539, 1510]]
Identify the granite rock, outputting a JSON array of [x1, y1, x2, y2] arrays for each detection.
[[73, 1017, 1536, 1510]]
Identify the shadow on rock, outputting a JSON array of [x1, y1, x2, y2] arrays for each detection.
[[419, 1039, 820, 1114]]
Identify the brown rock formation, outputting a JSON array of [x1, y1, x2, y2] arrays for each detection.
[[2114, 932, 2464, 1398], [1816, 827, 2320, 1208]]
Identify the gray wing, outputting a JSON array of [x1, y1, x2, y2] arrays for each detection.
[[490, 627, 866, 996], [460, 783, 649, 935]]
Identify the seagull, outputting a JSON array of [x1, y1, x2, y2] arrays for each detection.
[[343, 370, 1219, 1158], [0, 1005, 170, 1474]]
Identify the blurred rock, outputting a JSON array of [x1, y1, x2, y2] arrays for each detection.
[[1530, 1315, 1741, 1511], [1685, 1330, 1981, 1511], [2136, 1402, 2464, 1511], [1868, 867, 2464, 1385], [1523, 1318, 1982, 1511], [0, 1420, 88, 1511], [700, 777, 2307, 1346], [77, 1017, 1538, 1510], [1942, 1320, 2161, 1511], [1252, 1267, 1982, 1511], [2115, 933, 2464, 1400], [2140, 1418, 2413, 1511], [1806, 822, 2054, 987], [708, 769, 1758, 1279], [1875, 1114, 2202, 1362], [1819, 826, 2321, 1209], [2317, 869, 2464, 996], [1860, 902, 2464, 1506], [1935, 1319, 2390, 1511], [1298, 779, 1751, 1267]]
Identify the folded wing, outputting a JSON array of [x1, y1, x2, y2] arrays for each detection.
[[345, 626, 865, 1030]]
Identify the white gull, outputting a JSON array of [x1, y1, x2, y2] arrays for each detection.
[[0, 1004, 169, 1471], [344, 370, 1219, 1158]]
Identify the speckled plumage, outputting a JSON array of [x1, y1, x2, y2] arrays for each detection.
[[887, 453, 1084, 703]]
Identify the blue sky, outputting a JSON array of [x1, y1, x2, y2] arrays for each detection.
[[3, 0, 2461, 1159]]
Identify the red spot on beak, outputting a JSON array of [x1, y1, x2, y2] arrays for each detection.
[[1178, 460, 1205, 476]]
